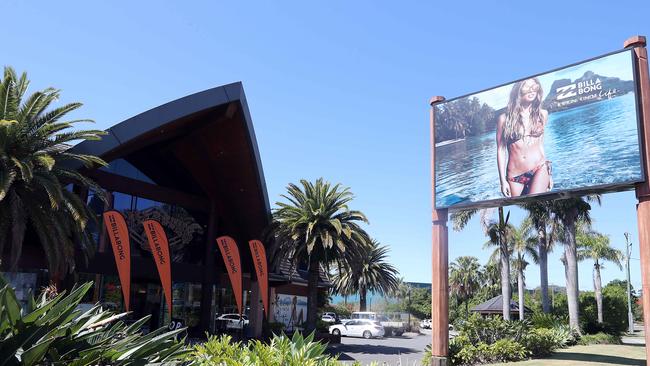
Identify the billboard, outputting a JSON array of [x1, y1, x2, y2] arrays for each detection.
[[434, 49, 643, 209]]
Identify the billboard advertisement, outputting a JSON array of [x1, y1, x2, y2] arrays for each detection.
[[434, 49, 643, 209]]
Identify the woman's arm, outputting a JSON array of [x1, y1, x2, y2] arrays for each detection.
[[496, 114, 510, 197]]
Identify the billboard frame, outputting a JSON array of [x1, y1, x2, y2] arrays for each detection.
[[429, 35, 650, 366], [433, 48, 645, 210]]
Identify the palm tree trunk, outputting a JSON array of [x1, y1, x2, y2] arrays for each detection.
[[564, 215, 581, 333], [359, 288, 367, 311], [538, 228, 551, 313], [499, 208, 511, 321], [594, 261, 604, 323], [306, 256, 320, 333], [518, 269, 525, 321]]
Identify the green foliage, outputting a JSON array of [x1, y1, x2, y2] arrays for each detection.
[[448, 337, 528, 366], [187, 332, 341, 366], [456, 314, 529, 344], [579, 289, 628, 334], [0, 67, 108, 278], [577, 332, 622, 345], [322, 303, 352, 318], [530, 312, 567, 329], [0, 276, 187, 365], [522, 328, 571, 357]]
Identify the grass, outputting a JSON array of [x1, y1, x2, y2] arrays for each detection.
[[487, 344, 646, 366]]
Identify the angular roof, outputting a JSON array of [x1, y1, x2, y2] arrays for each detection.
[[471, 295, 530, 314], [70, 82, 271, 243]]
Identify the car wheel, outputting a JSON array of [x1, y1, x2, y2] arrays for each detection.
[[332, 329, 341, 336], [363, 330, 372, 339]]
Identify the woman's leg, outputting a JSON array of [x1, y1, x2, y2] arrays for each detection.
[[508, 180, 525, 197], [528, 164, 551, 194]]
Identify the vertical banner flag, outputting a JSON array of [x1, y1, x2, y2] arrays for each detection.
[[102, 210, 131, 311], [216, 236, 243, 315], [248, 240, 269, 317], [143, 219, 172, 316]]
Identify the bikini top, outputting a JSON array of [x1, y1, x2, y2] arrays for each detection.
[[507, 119, 545, 145]]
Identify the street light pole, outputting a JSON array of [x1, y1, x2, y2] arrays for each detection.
[[625, 232, 634, 334], [407, 285, 411, 331]]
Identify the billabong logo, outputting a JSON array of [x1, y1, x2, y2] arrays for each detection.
[[556, 84, 577, 100]]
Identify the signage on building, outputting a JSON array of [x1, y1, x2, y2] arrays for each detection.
[[248, 239, 269, 317], [217, 236, 243, 315], [433, 49, 643, 209], [102, 210, 131, 311], [143, 219, 172, 316]]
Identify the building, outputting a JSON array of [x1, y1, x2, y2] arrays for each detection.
[[3, 83, 325, 337]]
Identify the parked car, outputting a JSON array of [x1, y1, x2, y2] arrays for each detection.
[[419, 319, 431, 329], [321, 314, 337, 323], [329, 319, 385, 339], [351, 311, 405, 336], [215, 314, 249, 329]]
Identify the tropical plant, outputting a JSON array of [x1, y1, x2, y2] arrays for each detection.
[[452, 208, 513, 319], [511, 219, 539, 320], [550, 196, 599, 332], [520, 201, 555, 313], [187, 332, 342, 366], [577, 229, 622, 324], [449, 256, 482, 319], [332, 240, 399, 311], [0, 275, 187, 365], [269, 178, 370, 331], [0, 67, 107, 282]]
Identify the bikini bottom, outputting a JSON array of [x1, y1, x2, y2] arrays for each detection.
[[508, 160, 552, 195]]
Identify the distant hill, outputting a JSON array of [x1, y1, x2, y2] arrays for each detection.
[[542, 71, 635, 112]]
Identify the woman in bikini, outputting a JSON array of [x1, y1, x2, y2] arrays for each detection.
[[496, 77, 552, 197]]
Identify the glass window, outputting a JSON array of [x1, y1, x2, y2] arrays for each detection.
[[100, 159, 155, 184]]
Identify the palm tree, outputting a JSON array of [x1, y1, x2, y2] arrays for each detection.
[[520, 201, 555, 313], [511, 219, 538, 320], [0, 67, 107, 282], [332, 240, 400, 311], [269, 178, 370, 332], [577, 229, 623, 324], [452, 207, 512, 320], [550, 196, 599, 332], [449, 256, 482, 319]]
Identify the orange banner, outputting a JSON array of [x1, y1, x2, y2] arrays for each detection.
[[103, 210, 131, 311], [143, 219, 172, 316], [248, 239, 269, 317], [217, 236, 243, 315]]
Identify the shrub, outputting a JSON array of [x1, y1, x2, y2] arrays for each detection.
[[187, 332, 341, 366], [530, 312, 566, 329], [577, 332, 622, 345], [487, 339, 529, 362], [456, 314, 529, 344], [523, 328, 561, 357], [579, 290, 628, 334], [0, 276, 187, 365]]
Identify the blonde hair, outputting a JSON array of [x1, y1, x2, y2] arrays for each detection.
[[502, 78, 544, 144]]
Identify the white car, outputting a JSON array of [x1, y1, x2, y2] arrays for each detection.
[[216, 314, 249, 329], [420, 319, 431, 329], [321, 314, 337, 323], [329, 319, 385, 339]]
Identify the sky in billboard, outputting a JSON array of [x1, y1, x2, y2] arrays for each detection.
[[434, 50, 642, 209]]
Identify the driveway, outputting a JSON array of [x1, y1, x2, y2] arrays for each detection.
[[327, 332, 431, 366]]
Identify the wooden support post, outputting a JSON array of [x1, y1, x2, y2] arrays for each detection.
[[627, 35, 650, 361], [430, 96, 449, 366], [200, 201, 219, 332]]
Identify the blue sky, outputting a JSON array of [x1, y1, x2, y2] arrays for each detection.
[[3, 0, 649, 292]]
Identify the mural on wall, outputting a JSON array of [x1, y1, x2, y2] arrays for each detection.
[[273, 293, 307, 330]]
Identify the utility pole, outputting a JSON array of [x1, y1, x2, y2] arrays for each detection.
[[625, 232, 634, 334], [407, 285, 412, 331]]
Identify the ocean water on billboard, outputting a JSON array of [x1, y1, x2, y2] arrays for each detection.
[[436, 93, 641, 208]]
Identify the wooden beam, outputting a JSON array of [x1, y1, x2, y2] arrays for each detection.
[[85, 169, 210, 212], [627, 35, 650, 362], [430, 96, 449, 366]]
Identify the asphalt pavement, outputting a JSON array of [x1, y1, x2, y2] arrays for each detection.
[[327, 331, 431, 366]]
